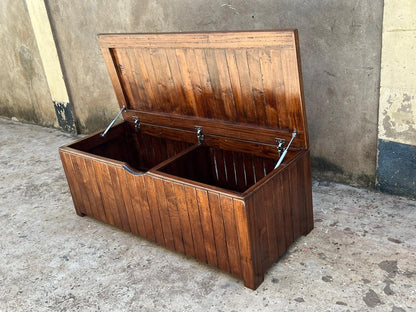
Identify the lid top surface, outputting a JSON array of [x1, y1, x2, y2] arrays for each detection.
[[99, 30, 308, 149]]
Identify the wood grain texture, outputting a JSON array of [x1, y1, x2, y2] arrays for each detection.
[[98, 30, 309, 149]]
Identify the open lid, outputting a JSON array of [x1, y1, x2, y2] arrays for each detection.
[[98, 30, 309, 150]]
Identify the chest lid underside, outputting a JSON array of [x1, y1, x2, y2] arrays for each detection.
[[98, 30, 309, 150]]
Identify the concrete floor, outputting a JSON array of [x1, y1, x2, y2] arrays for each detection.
[[0, 118, 415, 312]]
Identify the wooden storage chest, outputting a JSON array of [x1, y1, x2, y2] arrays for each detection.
[[59, 30, 314, 290]]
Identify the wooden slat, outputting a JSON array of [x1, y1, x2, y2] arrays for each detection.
[[246, 49, 267, 126], [84, 158, 108, 222], [220, 196, 242, 278], [194, 49, 217, 118], [235, 49, 258, 123], [233, 199, 262, 289], [98, 31, 296, 49], [59, 151, 85, 216], [304, 152, 314, 233], [281, 169, 294, 247], [69, 155, 93, 217], [137, 175, 157, 241], [208, 193, 230, 273], [274, 174, 287, 254], [205, 49, 226, 120], [79, 158, 103, 220], [152, 177, 175, 249], [289, 165, 301, 240], [173, 184, 196, 257], [214, 49, 237, 122], [120, 168, 143, 237], [164, 49, 192, 115], [143, 175, 165, 245], [196, 189, 218, 267], [108, 166, 131, 232], [184, 185, 207, 263], [163, 181, 185, 254], [100, 163, 121, 227]]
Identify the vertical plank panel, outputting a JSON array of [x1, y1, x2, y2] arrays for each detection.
[[296, 156, 307, 237], [225, 49, 246, 122], [126, 49, 148, 108], [153, 178, 175, 249], [234, 49, 258, 123], [132, 48, 156, 109], [196, 189, 218, 267], [60, 152, 85, 216], [83, 158, 107, 222], [117, 49, 143, 107], [69, 155, 93, 217], [289, 165, 301, 240], [119, 169, 143, 237], [274, 174, 287, 254], [243, 153, 255, 187], [194, 49, 217, 118], [246, 49, 267, 126], [164, 48, 190, 115], [232, 151, 246, 192], [136, 175, 156, 241], [143, 175, 166, 245], [205, 49, 226, 119], [163, 181, 185, 254], [281, 49, 302, 132], [253, 156, 265, 183], [281, 170, 294, 246], [137, 48, 163, 110], [260, 49, 286, 128], [214, 148, 227, 188], [223, 150, 237, 190], [173, 184, 196, 257], [174, 49, 200, 116], [184, 49, 210, 117], [208, 193, 230, 273], [108, 166, 131, 232], [250, 189, 270, 270], [263, 177, 279, 264], [221, 196, 242, 278], [149, 48, 178, 114], [234, 199, 262, 289], [184, 185, 207, 263], [101, 163, 122, 228], [93, 162, 116, 226], [214, 49, 237, 121], [304, 152, 314, 233]]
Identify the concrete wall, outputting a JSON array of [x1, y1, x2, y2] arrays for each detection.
[[1, 1, 385, 188], [376, 0, 416, 198], [0, 0, 57, 127]]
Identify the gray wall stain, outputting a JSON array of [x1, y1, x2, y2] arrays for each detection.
[[377, 139, 416, 198]]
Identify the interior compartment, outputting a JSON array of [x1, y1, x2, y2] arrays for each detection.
[[70, 122, 192, 172], [157, 145, 281, 193]]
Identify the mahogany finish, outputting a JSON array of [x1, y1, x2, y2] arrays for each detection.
[[59, 30, 313, 290]]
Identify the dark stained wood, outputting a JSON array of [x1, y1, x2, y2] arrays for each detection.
[[59, 30, 313, 290], [208, 192, 230, 273], [183, 185, 207, 263], [143, 174, 165, 245], [99, 30, 309, 149], [196, 189, 218, 267]]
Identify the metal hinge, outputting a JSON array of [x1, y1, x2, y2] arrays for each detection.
[[195, 126, 204, 145], [133, 116, 141, 131], [274, 129, 297, 169], [101, 106, 126, 137]]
